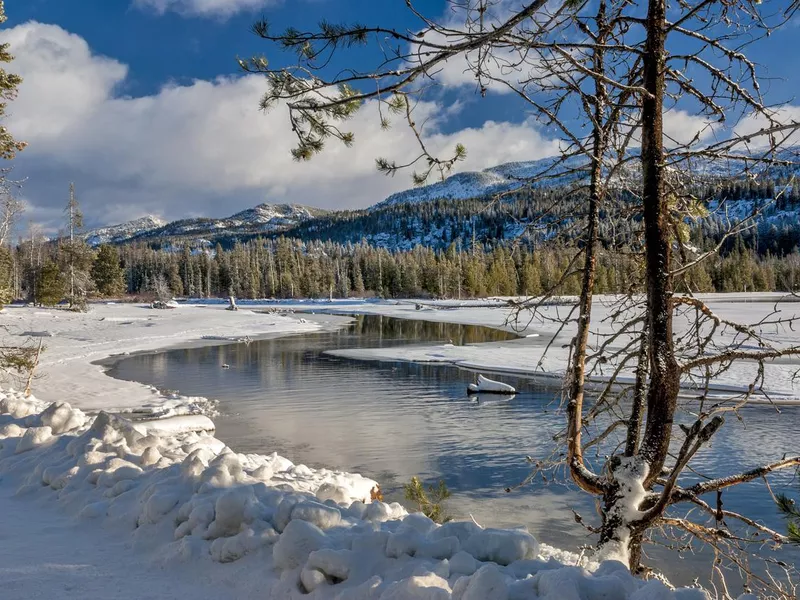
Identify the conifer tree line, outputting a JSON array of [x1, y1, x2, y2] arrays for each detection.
[[234, 181, 800, 258], [4, 233, 800, 304], [3, 171, 799, 306]]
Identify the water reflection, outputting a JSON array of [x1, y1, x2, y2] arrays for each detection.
[[470, 393, 517, 404], [107, 314, 799, 587], [326, 312, 519, 345]]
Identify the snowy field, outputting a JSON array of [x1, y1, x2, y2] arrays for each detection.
[[0, 299, 791, 599]]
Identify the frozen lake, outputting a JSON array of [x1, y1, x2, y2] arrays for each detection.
[[107, 313, 800, 586]]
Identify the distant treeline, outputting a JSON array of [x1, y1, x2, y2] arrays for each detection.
[[4, 235, 800, 304]]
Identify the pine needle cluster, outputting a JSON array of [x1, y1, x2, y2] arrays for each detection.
[[404, 476, 452, 524], [776, 493, 800, 544]]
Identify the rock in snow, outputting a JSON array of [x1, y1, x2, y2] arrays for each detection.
[[0, 388, 742, 599]]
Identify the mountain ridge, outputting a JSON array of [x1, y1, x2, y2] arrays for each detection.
[[82, 203, 327, 247], [80, 149, 800, 249]]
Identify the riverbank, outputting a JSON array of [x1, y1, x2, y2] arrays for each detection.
[[313, 294, 800, 404], [0, 387, 716, 600], [0, 303, 341, 415]]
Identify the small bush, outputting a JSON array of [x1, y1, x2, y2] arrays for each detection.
[[404, 476, 452, 523], [67, 295, 89, 312]]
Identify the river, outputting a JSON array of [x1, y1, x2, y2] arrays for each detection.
[[106, 312, 800, 588]]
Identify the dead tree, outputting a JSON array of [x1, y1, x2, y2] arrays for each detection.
[[0, 179, 23, 247], [247, 0, 800, 593]]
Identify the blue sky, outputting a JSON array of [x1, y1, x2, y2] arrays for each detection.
[[2, 0, 799, 233], [7, 1, 439, 98]]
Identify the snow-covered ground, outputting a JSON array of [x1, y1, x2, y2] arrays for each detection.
[[0, 388, 717, 599], [0, 298, 789, 599]]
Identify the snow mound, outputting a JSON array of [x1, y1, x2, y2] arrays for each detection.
[[467, 375, 516, 394], [0, 388, 726, 599]]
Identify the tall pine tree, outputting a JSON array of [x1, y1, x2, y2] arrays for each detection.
[[36, 261, 65, 306], [0, 1, 25, 304], [91, 245, 125, 297]]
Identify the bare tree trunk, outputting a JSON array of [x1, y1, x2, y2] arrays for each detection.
[[596, 0, 682, 569], [625, 335, 649, 457], [69, 182, 75, 305], [567, 165, 603, 493], [566, 0, 610, 498], [638, 0, 679, 486], [0, 193, 23, 247]]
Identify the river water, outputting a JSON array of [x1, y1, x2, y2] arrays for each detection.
[[107, 313, 799, 587]]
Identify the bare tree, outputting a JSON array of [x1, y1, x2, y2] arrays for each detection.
[[0, 183, 23, 247], [151, 273, 172, 305], [62, 181, 87, 308], [247, 0, 800, 593], [0, 179, 22, 303], [23, 220, 43, 303]]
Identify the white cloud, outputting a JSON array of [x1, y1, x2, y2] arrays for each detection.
[[662, 109, 720, 148], [732, 105, 800, 149], [1, 23, 127, 141], [132, 0, 274, 18], [0, 22, 558, 232]]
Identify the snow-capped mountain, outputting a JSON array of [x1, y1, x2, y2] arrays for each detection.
[[376, 156, 588, 209], [83, 216, 167, 246], [82, 148, 800, 250], [82, 204, 325, 246], [223, 203, 323, 229], [376, 147, 800, 210]]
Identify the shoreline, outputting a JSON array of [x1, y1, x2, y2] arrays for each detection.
[[0, 303, 345, 416], [305, 297, 800, 405], [92, 311, 354, 416]]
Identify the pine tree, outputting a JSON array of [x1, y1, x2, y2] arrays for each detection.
[[0, 1, 25, 161], [0, 243, 13, 305], [167, 262, 183, 296], [0, 1, 25, 304], [91, 245, 125, 297], [776, 492, 800, 544], [36, 261, 66, 306]]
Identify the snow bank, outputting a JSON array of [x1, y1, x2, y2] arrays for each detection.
[[0, 388, 727, 599], [131, 414, 216, 436]]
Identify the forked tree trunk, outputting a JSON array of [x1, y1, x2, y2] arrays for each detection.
[[596, 0, 680, 570]]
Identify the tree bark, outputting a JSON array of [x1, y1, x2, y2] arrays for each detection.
[[637, 0, 680, 488], [625, 335, 648, 457], [567, 156, 604, 494], [598, 0, 679, 570], [566, 0, 608, 497]]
